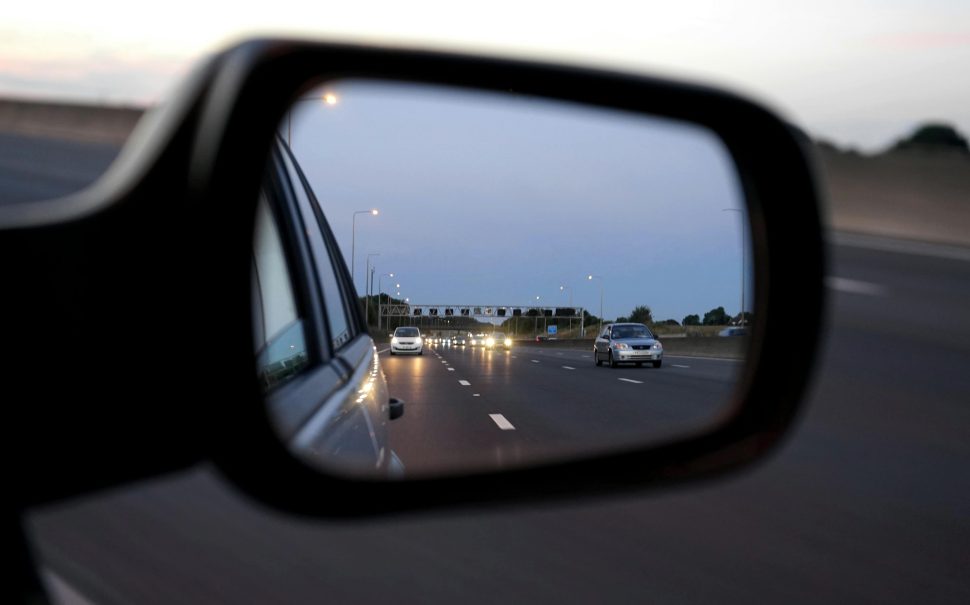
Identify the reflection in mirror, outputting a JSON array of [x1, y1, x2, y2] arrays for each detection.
[[258, 79, 753, 480]]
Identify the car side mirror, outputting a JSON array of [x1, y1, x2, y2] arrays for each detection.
[[0, 38, 824, 518]]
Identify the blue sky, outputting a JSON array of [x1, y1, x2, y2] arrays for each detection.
[[289, 81, 749, 322]]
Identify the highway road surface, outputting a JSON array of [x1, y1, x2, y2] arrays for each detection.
[[381, 344, 740, 476], [5, 132, 969, 604]]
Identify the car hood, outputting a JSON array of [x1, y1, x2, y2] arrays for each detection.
[[613, 337, 659, 346]]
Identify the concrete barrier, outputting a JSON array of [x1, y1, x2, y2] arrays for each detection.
[[0, 98, 145, 145]]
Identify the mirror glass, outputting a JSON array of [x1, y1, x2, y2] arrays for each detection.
[[256, 79, 753, 479]]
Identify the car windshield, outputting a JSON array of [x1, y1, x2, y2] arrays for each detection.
[[395, 328, 419, 337], [492, 333, 506, 339], [612, 326, 652, 339]]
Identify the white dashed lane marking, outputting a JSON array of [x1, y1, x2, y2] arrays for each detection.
[[448, 368, 455, 371], [459, 380, 471, 386], [673, 364, 690, 368], [489, 414, 516, 430], [531, 360, 540, 364], [618, 378, 643, 384], [473, 393, 481, 397], [562, 366, 575, 370]]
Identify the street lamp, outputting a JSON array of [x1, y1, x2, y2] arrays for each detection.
[[287, 93, 338, 146], [351, 209, 379, 292], [722, 208, 747, 325], [560, 285, 573, 336], [378, 272, 394, 331], [534, 295, 541, 337], [587, 275, 604, 334], [365, 253, 380, 327]]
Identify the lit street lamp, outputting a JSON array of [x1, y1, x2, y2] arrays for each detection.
[[351, 209, 379, 292], [287, 93, 338, 146]]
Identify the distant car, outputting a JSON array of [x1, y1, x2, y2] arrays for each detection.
[[452, 334, 466, 346], [390, 326, 424, 355], [469, 333, 487, 346], [486, 332, 512, 349], [718, 327, 749, 337], [593, 323, 663, 368]]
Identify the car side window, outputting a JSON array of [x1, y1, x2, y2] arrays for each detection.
[[278, 145, 356, 351], [253, 194, 310, 391]]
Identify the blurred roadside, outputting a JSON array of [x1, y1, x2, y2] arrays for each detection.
[[2, 97, 967, 248]]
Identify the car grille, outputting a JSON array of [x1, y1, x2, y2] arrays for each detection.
[[632, 345, 652, 350]]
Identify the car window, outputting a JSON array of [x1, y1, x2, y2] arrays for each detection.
[[395, 327, 420, 337], [252, 194, 310, 391], [278, 144, 356, 351]]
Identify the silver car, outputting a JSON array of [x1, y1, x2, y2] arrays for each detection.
[[593, 323, 663, 368]]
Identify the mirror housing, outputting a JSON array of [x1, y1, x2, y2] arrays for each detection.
[[0, 38, 825, 517]]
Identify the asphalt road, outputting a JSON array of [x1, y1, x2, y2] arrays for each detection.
[[382, 344, 740, 476], [7, 133, 970, 604]]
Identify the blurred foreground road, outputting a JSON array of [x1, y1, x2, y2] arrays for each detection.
[[7, 133, 970, 604]]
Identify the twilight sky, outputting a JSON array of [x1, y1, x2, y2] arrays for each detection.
[[288, 81, 747, 322], [3, 0, 969, 151]]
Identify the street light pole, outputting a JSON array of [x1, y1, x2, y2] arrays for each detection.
[[723, 208, 747, 324], [587, 275, 603, 334], [365, 253, 380, 328], [378, 272, 394, 331], [560, 284, 573, 336], [351, 209, 378, 293]]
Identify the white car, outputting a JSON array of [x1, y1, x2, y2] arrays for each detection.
[[390, 326, 423, 355]]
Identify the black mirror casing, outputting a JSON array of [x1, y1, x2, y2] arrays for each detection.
[[0, 39, 825, 517]]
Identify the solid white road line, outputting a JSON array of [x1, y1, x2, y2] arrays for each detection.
[[459, 380, 471, 386], [826, 276, 889, 296], [618, 378, 643, 384], [562, 366, 575, 370], [489, 413, 516, 430]]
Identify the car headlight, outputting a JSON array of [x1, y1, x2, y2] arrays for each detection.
[[416, 337, 423, 345], [391, 337, 400, 344], [486, 337, 495, 347], [504, 338, 512, 346], [613, 342, 629, 350], [652, 342, 662, 349]]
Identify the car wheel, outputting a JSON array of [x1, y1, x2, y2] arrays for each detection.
[[609, 351, 618, 368], [652, 360, 662, 368], [390, 351, 395, 356], [595, 350, 602, 366]]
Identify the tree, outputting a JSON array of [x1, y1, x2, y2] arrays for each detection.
[[658, 319, 680, 326], [628, 305, 653, 324], [683, 314, 701, 326], [892, 123, 969, 154], [702, 306, 730, 326]]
